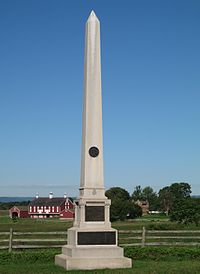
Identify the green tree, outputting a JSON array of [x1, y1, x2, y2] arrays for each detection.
[[158, 182, 191, 215], [170, 198, 200, 226], [106, 187, 130, 201], [128, 202, 142, 219], [105, 187, 142, 221], [158, 186, 172, 215], [170, 182, 191, 199], [142, 186, 158, 211], [132, 185, 158, 211], [132, 185, 144, 201]]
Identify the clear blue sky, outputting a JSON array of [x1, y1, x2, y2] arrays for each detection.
[[0, 0, 200, 197]]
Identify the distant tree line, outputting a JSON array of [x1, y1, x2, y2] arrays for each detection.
[[1, 183, 199, 226], [0, 201, 30, 210], [106, 182, 200, 225]]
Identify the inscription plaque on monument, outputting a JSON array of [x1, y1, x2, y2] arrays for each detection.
[[85, 206, 104, 221], [77, 231, 116, 245]]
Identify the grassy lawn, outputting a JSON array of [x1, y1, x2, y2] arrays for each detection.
[[0, 260, 200, 274], [0, 210, 9, 217], [0, 211, 199, 233], [1, 246, 200, 273], [0, 216, 73, 232]]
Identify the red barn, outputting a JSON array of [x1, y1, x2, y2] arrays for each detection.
[[60, 208, 75, 219], [28, 193, 74, 219], [9, 206, 29, 218]]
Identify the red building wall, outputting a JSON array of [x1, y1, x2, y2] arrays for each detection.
[[28, 198, 74, 219], [29, 205, 61, 215], [9, 207, 29, 218], [60, 209, 75, 219], [19, 210, 29, 218]]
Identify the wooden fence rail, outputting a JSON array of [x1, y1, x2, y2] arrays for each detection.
[[1, 227, 200, 252]]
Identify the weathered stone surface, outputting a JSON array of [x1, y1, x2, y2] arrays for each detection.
[[55, 254, 132, 270], [55, 10, 132, 270], [61, 245, 124, 258], [80, 10, 104, 199]]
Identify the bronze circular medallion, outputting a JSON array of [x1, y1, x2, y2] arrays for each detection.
[[89, 147, 99, 158]]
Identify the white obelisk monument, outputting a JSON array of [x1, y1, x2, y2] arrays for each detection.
[[55, 11, 132, 270]]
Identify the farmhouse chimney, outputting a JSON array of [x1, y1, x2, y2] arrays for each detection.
[[49, 192, 53, 199]]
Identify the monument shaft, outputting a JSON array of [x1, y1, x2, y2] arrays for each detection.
[[80, 11, 104, 196], [55, 11, 132, 270]]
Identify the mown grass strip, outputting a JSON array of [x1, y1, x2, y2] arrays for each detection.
[[1, 246, 200, 264]]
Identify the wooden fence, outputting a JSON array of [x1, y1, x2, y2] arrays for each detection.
[[0, 229, 67, 252], [119, 227, 200, 247], [1, 227, 200, 252]]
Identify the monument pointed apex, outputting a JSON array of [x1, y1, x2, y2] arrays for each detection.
[[87, 10, 99, 21], [90, 10, 96, 16]]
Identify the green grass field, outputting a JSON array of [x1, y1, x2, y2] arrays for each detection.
[[1, 260, 200, 274], [1, 248, 200, 273], [1, 212, 200, 248], [0, 212, 198, 233], [0, 210, 9, 217], [0, 215, 73, 232], [1, 211, 200, 273]]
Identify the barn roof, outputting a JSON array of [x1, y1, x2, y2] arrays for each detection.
[[29, 197, 73, 206]]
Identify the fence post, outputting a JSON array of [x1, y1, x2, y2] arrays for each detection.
[[141, 226, 146, 247], [9, 228, 13, 253]]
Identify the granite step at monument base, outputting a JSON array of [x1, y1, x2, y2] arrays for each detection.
[[55, 248, 132, 270], [61, 244, 123, 257]]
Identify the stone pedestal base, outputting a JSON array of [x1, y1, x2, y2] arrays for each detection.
[[55, 245, 132, 270], [55, 198, 132, 270]]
